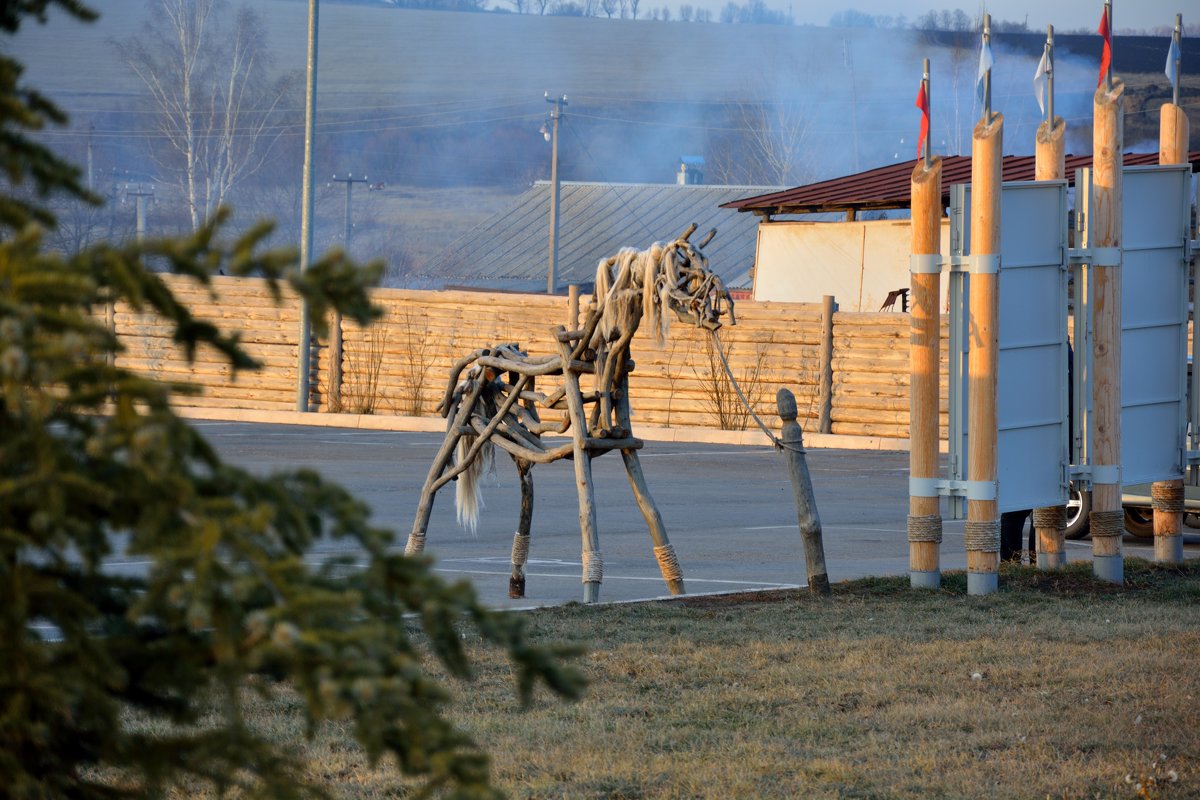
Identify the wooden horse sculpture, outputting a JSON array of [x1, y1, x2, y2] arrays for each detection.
[[404, 224, 735, 603]]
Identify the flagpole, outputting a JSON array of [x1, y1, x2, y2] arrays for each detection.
[[923, 58, 931, 168], [1104, 0, 1113, 92], [1173, 14, 1182, 106], [1047, 25, 1055, 125], [983, 14, 992, 122]]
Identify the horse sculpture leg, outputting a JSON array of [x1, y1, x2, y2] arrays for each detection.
[[509, 458, 534, 599], [557, 338, 603, 603], [405, 380, 483, 555], [615, 374, 686, 595]]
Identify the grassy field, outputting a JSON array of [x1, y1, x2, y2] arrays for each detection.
[[216, 560, 1200, 799]]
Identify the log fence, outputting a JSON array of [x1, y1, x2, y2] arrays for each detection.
[[107, 275, 953, 440]]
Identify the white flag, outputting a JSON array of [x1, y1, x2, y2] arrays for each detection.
[[1165, 36, 1181, 91], [977, 39, 995, 104], [1033, 48, 1050, 116]]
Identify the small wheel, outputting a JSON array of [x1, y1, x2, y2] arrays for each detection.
[[1122, 506, 1155, 539], [1064, 484, 1091, 539]]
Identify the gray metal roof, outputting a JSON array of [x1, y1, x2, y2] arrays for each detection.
[[416, 181, 781, 292]]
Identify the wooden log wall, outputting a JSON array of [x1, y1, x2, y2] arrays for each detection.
[[107, 276, 953, 440], [112, 276, 306, 412]]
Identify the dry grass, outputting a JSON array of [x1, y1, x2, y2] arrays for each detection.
[[175, 560, 1200, 799]]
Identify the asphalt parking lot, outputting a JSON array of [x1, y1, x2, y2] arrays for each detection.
[[156, 422, 1200, 608]]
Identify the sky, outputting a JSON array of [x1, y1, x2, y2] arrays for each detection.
[[786, 1, 1184, 33]]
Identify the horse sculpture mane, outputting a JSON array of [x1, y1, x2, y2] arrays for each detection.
[[406, 224, 734, 603]]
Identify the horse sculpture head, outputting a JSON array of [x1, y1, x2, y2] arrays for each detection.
[[592, 223, 735, 350]]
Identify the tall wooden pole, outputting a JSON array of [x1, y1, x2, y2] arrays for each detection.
[[546, 93, 567, 296], [909, 60, 943, 589], [1090, 73, 1125, 583], [966, 17, 1002, 595], [966, 107, 1003, 595], [1155, 16, 1187, 565], [1033, 25, 1068, 569]]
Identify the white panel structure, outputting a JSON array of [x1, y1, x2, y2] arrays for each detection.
[[1116, 165, 1192, 485], [950, 181, 1070, 514], [752, 220, 951, 310]]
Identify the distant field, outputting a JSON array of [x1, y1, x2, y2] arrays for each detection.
[[13, 3, 1196, 276]]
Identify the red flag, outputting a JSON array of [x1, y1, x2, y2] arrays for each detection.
[[915, 81, 929, 160], [1097, 6, 1112, 87]]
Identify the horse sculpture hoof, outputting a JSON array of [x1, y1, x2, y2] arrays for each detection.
[[508, 576, 526, 599]]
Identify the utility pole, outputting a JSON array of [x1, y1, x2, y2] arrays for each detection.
[[297, 0, 319, 412], [125, 183, 154, 243], [545, 92, 567, 296], [332, 174, 369, 255], [86, 123, 94, 192], [328, 173, 367, 413]]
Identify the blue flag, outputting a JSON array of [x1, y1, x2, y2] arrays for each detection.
[[1165, 36, 1181, 92]]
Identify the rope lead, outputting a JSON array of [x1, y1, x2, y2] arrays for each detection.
[[709, 329, 807, 453]]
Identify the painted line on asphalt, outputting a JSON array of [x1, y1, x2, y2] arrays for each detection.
[[431, 567, 794, 586]]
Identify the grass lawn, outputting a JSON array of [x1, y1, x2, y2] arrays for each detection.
[[241, 559, 1200, 798]]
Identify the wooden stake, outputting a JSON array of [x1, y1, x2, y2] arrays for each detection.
[[779, 388, 830, 595], [1090, 79, 1124, 583], [909, 156, 943, 588], [1034, 114, 1067, 569], [1154, 101, 1190, 564], [967, 114, 1003, 595]]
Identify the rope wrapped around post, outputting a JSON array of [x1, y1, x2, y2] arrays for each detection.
[[1151, 482, 1185, 514], [511, 532, 531, 566], [581, 550, 604, 584], [963, 519, 1000, 553], [907, 514, 943, 543], [653, 544, 683, 584], [1089, 509, 1125, 538], [405, 534, 426, 555], [1031, 506, 1067, 531]]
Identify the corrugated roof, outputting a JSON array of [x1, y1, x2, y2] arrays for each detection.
[[417, 181, 781, 292], [723, 152, 1200, 217]]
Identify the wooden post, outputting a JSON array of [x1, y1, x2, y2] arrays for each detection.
[[1090, 78, 1125, 584], [778, 388, 830, 595], [818, 294, 835, 434], [329, 311, 344, 413], [1153, 99, 1190, 564], [1033, 113, 1068, 570], [909, 156, 943, 589], [966, 112, 1003, 596], [568, 284, 580, 330]]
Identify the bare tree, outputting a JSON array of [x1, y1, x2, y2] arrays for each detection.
[[534, 0, 550, 14], [508, 0, 528, 11], [628, 0, 640, 19], [708, 97, 815, 186], [600, 0, 617, 16], [118, 0, 293, 231]]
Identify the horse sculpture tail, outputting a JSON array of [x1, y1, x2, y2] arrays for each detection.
[[454, 433, 494, 533]]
